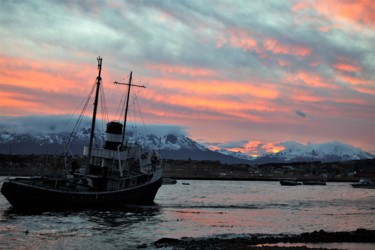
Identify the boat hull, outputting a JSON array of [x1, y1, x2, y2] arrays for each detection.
[[1, 178, 162, 211], [351, 184, 375, 189], [302, 180, 326, 185], [280, 180, 302, 186]]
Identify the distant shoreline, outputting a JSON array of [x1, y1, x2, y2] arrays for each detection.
[[0, 171, 359, 183], [1, 155, 373, 182]]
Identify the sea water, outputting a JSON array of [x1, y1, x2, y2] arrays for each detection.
[[0, 179, 374, 249]]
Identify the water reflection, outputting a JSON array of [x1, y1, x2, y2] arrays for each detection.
[[84, 204, 161, 227], [0, 204, 163, 250], [1, 180, 374, 249]]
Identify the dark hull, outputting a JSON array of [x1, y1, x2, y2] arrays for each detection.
[[302, 181, 326, 185], [351, 184, 375, 189], [1, 178, 162, 211], [280, 180, 302, 186]]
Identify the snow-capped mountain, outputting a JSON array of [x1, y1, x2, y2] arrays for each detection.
[[271, 141, 373, 162], [215, 148, 256, 162], [0, 129, 250, 164], [217, 141, 374, 163], [0, 129, 373, 164]]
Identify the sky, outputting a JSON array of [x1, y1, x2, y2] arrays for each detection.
[[0, 0, 374, 156]]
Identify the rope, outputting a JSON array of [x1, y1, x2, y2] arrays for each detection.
[[63, 80, 96, 155], [134, 89, 149, 136], [99, 82, 109, 130]]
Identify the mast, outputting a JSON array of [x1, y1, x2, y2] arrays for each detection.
[[123, 71, 132, 143], [114, 72, 145, 145], [88, 56, 103, 162]]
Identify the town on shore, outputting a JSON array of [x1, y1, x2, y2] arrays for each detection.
[[0, 154, 373, 182]]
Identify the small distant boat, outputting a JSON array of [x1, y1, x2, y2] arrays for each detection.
[[302, 180, 326, 186], [351, 179, 375, 189], [280, 180, 302, 186], [162, 177, 177, 185], [182, 182, 190, 185]]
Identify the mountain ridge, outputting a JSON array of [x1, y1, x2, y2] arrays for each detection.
[[0, 128, 373, 164]]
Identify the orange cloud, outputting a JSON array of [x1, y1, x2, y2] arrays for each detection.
[[264, 39, 311, 57], [216, 29, 257, 51], [291, 93, 323, 103], [0, 56, 94, 92], [286, 71, 338, 89], [338, 74, 373, 87], [142, 88, 271, 123], [135, 75, 282, 124], [244, 140, 262, 150], [261, 142, 285, 154], [221, 140, 285, 157], [350, 86, 375, 95], [333, 63, 360, 73], [338, 77, 375, 95], [141, 75, 279, 100], [317, 0, 375, 28], [292, 0, 375, 30], [0, 55, 110, 116]]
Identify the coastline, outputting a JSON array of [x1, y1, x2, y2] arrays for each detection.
[[1, 155, 373, 181], [153, 229, 375, 250], [0, 171, 360, 182]]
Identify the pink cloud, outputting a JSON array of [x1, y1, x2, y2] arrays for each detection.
[[216, 29, 257, 51], [334, 63, 360, 73], [286, 71, 338, 89], [263, 39, 311, 57], [223, 140, 285, 157], [292, 0, 375, 30]]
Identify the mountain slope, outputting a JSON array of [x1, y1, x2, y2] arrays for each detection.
[[0, 130, 251, 164], [0, 130, 373, 164]]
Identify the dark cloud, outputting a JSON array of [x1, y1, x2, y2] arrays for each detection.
[[0, 115, 187, 137], [0, 0, 373, 152], [295, 109, 306, 118]]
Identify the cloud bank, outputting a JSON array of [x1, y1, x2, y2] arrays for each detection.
[[0, 0, 374, 153], [0, 115, 187, 138]]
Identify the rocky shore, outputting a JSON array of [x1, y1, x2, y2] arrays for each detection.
[[152, 229, 375, 249]]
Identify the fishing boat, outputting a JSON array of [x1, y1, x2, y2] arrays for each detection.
[[1, 57, 163, 211], [280, 179, 302, 186], [351, 179, 375, 189], [162, 177, 177, 185], [302, 180, 326, 186]]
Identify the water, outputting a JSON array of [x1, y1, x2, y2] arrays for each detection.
[[0, 179, 374, 249]]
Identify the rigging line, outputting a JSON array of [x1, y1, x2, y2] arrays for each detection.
[[119, 72, 131, 122], [134, 89, 149, 136], [131, 92, 137, 137], [117, 88, 128, 122], [69, 85, 94, 139], [99, 82, 109, 130], [61, 84, 94, 132], [114, 92, 123, 121], [61, 98, 85, 131], [64, 81, 96, 154], [114, 72, 130, 121]]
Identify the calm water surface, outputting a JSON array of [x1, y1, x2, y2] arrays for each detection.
[[0, 179, 374, 249]]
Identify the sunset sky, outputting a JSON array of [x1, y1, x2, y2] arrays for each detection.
[[0, 0, 374, 155]]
